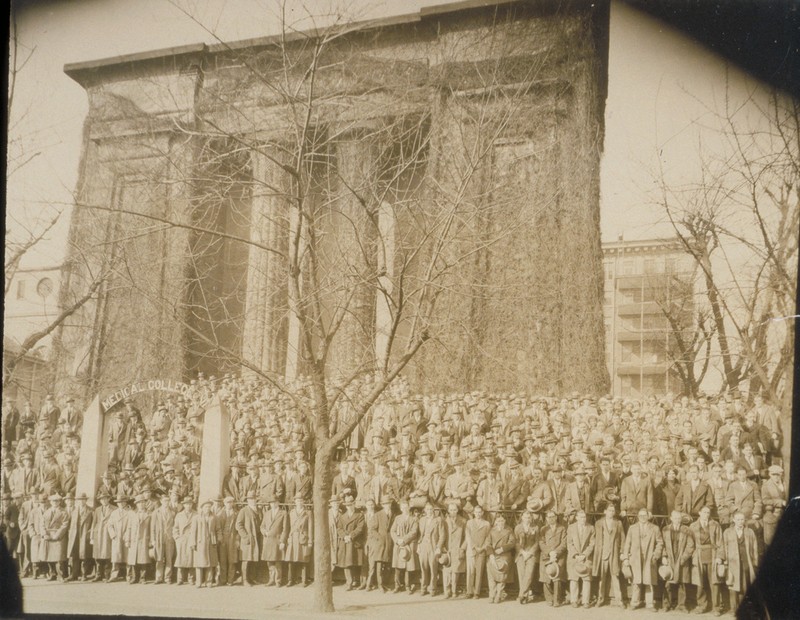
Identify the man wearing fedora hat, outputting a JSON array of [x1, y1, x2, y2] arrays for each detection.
[[173, 496, 196, 585], [66, 491, 92, 581], [107, 495, 130, 582], [235, 491, 261, 586], [390, 498, 419, 593], [567, 510, 594, 608], [337, 494, 366, 590], [151, 493, 177, 584], [538, 510, 566, 607], [125, 494, 153, 584], [192, 499, 220, 588], [41, 493, 68, 581]]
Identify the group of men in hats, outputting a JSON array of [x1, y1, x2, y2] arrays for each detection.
[[1, 374, 788, 616]]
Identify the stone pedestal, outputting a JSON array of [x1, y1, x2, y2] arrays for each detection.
[[75, 396, 107, 503], [198, 396, 230, 505]]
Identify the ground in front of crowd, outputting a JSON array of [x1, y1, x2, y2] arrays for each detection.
[[22, 578, 699, 619]]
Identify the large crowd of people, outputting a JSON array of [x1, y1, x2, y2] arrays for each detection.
[[0, 372, 789, 616]]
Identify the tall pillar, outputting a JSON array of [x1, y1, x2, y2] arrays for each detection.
[[243, 147, 290, 377], [326, 137, 378, 380], [284, 203, 305, 383], [75, 396, 107, 503], [198, 396, 230, 505]]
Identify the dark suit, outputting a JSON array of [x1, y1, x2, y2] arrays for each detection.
[[675, 481, 715, 518]]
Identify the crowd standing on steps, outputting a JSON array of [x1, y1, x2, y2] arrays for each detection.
[[1, 372, 788, 616]]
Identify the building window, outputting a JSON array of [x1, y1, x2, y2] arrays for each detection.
[[644, 258, 656, 274], [665, 257, 677, 273], [623, 260, 635, 275], [36, 277, 54, 298], [16, 279, 26, 299]]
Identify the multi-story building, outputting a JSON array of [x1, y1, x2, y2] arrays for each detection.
[[3, 265, 63, 408], [602, 237, 696, 398]]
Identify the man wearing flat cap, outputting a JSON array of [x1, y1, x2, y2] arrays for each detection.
[[173, 496, 195, 585], [151, 492, 176, 584], [761, 465, 786, 546]]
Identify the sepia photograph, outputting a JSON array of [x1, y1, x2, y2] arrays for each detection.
[[3, 0, 799, 618]]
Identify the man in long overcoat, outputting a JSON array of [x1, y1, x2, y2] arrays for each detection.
[[41, 494, 69, 581], [125, 495, 152, 583], [390, 499, 419, 592], [337, 495, 366, 589], [718, 511, 759, 613], [66, 492, 93, 581], [191, 500, 220, 588], [623, 508, 663, 610], [417, 502, 443, 596], [150, 493, 176, 584], [261, 499, 288, 586], [538, 510, 567, 607], [91, 492, 114, 581], [216, 496, 239, 586], [566, 509, 595, 608], [440, 500, 466, 597], [690, 505, 723, 614], [173, 496, 195, 584], [760, 465, 786, 546], [235, 491, 261, 586], [675, 464, 715, 519], [661, 510, 696, 612]]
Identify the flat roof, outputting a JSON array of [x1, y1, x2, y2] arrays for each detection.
[[63, 0, 561, 85]]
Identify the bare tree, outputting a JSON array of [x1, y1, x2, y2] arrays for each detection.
[[658, 87, 798, 419]]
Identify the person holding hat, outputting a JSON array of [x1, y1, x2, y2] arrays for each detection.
[[761, 465, 786, 546], [592, 503, 625, 608], [661, 510, 695, 612], [191, 500, 220, 588], [538, 510, 566, 607], [623, 508, 663, 610], [235, 492, 261, 586], [417, 501, 443, 596], [486, 512, 515, 603], [150, 493, 177, 584], [173, 497, 196, 585], [261, 496, 289, 586], [65, 491, 93, 581], [286, 495, 312, 586], [125, 495, 153, 584], [364, 498, 391, 592], [337, 494, 366, 590], [216, 496, 239, 586], [390, 498, 419, 593], [441, 500, 467, 598], [566, 510, 594, 608], [689, 505, 723, 615]]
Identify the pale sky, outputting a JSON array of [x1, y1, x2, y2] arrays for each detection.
[[7, 0, 774, 268]]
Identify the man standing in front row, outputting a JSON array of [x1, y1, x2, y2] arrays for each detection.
[[661, 509, 695, 612], [718, 511, 759, 613], [593, 503, 625, 608], [623, 508, 663, 611], [690, 505, 722, 615]]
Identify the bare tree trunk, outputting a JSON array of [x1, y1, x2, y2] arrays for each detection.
[[312, 446, 335, 613]]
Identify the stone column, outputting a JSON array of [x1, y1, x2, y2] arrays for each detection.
[[198, 396, 230, 505], [326, 136, 378, 380], [243, 147, 290, 377], [284, 204, 305, 383], [75, 396, 107, 503]]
